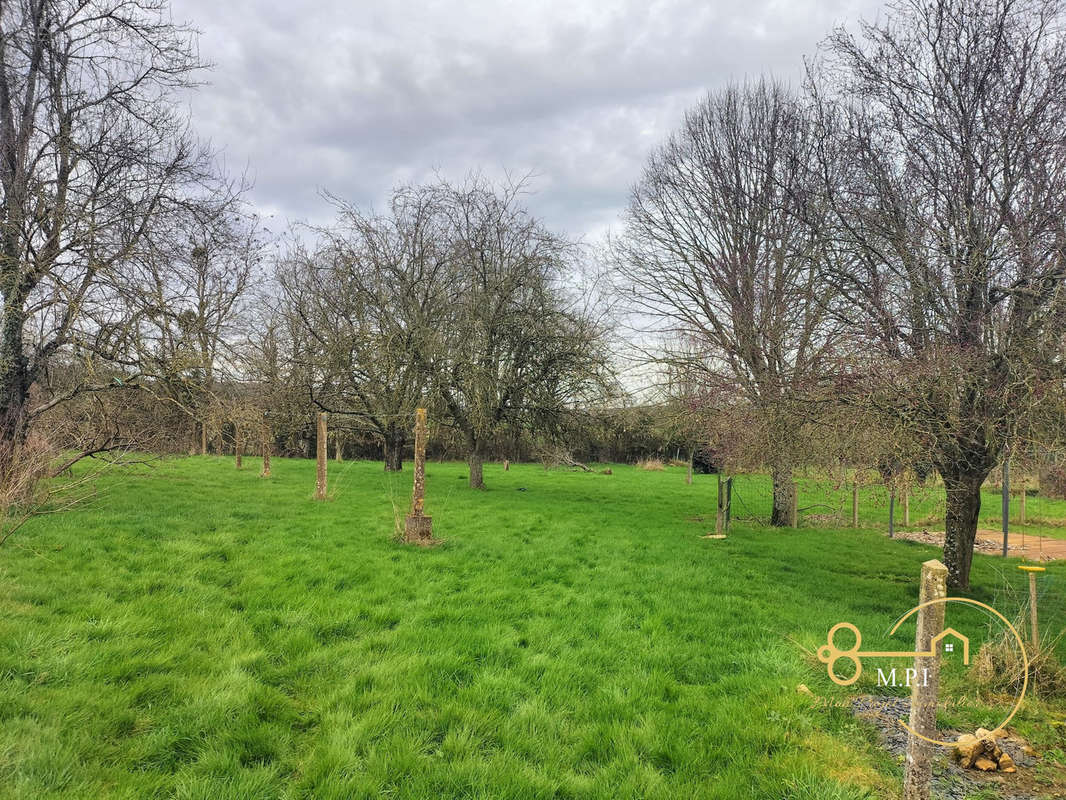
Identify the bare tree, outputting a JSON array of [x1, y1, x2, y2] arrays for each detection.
[[279, 177, 611, 485], [813, 0, 1066, 587], [127, 204, 261, 449], [431, 176, 612, 489], [0, 0, 219, 483], [617, 80, 839, 524], [278, 185, 445, 470]]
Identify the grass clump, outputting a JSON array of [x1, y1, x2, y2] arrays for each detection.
[[971, 621, 1066, 699]]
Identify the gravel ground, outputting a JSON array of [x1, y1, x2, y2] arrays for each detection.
[[851, 695, 1043, 800]]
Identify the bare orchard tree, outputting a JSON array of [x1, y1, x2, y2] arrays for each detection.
[[432, 176, 613, 489], [125, 204, 261, 450], [813, 0, 1066, 588], [241, 278, 323, 458], [0, 0, 218, 481], [616, 80, 840, 525], [278, 186, 446, 470]]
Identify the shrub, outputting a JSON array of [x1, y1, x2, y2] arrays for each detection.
[[1040, 465, 1066, 500], [0, 434, 57, 545], [970, 615, 1066, 699]]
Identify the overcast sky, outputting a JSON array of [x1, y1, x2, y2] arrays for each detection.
[[171, 0, 883, 244]]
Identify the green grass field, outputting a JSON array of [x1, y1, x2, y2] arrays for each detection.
[[1, 457, 1064, 799]]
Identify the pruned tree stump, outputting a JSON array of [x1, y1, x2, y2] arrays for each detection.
[[404, 513, 435, 545]]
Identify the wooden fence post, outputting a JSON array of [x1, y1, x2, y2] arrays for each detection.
[[725, 477, 733, 531], [235, 427, 243, 470], [889, 483, 896, 538], [314, 412, 328, 500], [903, 559, 948, 800], [716, 474, 724, 534], [1018, 565, 1045, 653], [852, 482, 860, 527], [405, 408, 434, 543], [1002, 460, 1010, 557], [1029, 569, 1040, 649], [260, 419, 272, 478], [903, 485, 910, 527]]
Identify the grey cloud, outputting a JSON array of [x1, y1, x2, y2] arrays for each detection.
[[172, 0, 884, 238]]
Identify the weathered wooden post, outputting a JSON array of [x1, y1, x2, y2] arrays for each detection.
[[903, 559, 948, 800], [1019, 479, 1027, 525], [314, 412, 328, 500], [725, 477, 733, 531], [790, 481, 799, 528], [852, 481, 860, 527], [235, 426, 243, 470], [686, 450, 693, 485], [334, 434, 343, 462], [715, 474, 724, 533], [888, 483, 896, 538], [201, 422, 208, 456], [503, 459, 510, 471], [405, 408, 434, 543], [260, 420, 272, 478], [1018, 565, 1045, 652], [903, 484, 910, 527], [1002, 460, 1010, 557]]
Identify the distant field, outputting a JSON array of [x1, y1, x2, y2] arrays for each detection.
[[1, 457, 1064, 799]]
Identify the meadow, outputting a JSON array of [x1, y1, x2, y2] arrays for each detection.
[[1, 457, 1064, 799]]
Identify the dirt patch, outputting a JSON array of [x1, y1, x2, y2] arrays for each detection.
[[892, 528, 1066, 562]]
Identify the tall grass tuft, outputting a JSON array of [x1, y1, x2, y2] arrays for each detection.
[[970, 613, 1066, 698]]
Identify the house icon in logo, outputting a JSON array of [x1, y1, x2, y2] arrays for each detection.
[[931, 628, 969, 664]]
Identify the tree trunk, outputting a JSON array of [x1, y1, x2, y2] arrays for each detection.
[[384, 423, 404, 471], [468, 447, 485, 489], [941, 469, 987, 589], [770, 463, 793, 526], [0, 401, 27, 453], [0, 310, 31, 471], [0, 398, 27, 491]]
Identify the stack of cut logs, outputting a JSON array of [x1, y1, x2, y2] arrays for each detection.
[[953, 729, 1016, 773]]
